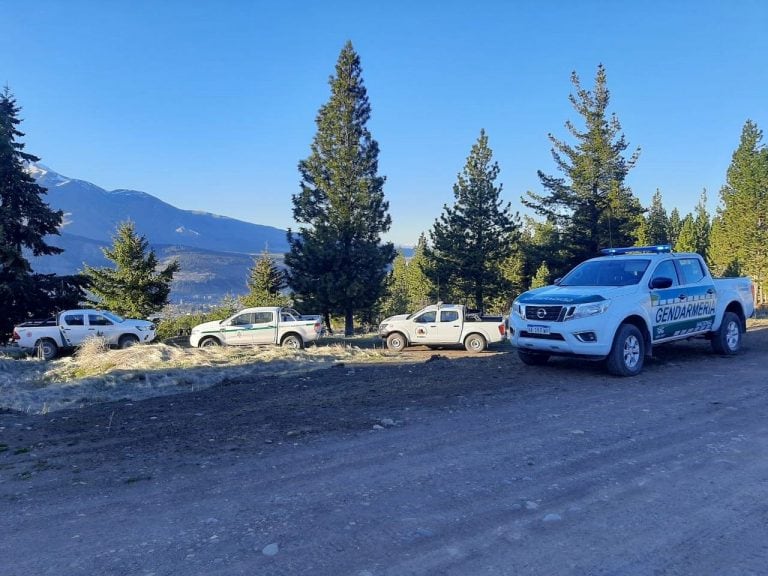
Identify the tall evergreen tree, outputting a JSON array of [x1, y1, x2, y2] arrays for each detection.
[[407, 233, 433, 308], [84, 221, 179, 318], [424, 129, 519, 311], [523, 65, 643, 277], [380, 251, 410, 318], [636, 189, 669, 246], [285, 41, 395, 336], [530, 261, 551, 289], [692, 189, 711, 259], [710, 120, 768, 303], [674, 214, 697, 253], [667, 207, 683, 248], [241, 249, 290, 308], [0, 87, 64, 340]]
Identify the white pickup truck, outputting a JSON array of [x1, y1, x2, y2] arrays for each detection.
[[12, 310, 157, 360], [509, 245, 755, 376], [379, 303, 507, 353], [189, 307, 323, 349]]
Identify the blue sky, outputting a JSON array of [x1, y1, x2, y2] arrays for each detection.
[[2, 0, 766, 246]]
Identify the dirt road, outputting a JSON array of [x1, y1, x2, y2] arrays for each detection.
[[2, 326, 768, 575]]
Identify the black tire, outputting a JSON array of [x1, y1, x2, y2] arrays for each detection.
[[606, 323, 645, 377], [386, 332, 407, 353], [281, 334, 304, 350], [711, 311, 742, 355], [199, 336, 221, 348], [518, 350, 550, 366], [118, 334, 140, 349], [464, 333, 486, 353], [35, 338, 59, 361]]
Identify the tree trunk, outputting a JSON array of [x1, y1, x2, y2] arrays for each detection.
[[344, 308, 355, 337], [323, 311, 334, 335]]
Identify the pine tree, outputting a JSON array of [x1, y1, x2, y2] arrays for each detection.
[[709, 120, 768, 303], [425, 129, 519, 311], [674, 215, 697, 253], [380, 251, 410, 318], [636, 189, 669, 246], [667, 208, 683, 248], [84, 221, 179, 318], [523, 65, 643, 276], [285, 41, 395, 336], [0, 88, 64, 340], [241, 249, 290, 308], [406, 233, 433, 308], [692, 189, 711, 259], [530, 261, 551, 289]]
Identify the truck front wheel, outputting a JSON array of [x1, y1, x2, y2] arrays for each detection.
[[606, 323, 644, 377], [464, 333, 486, 353], [35, 338, 59, 361], [711, 311, 742, 355], [386, 332, 407, 353], [118, 334, 140, 349]]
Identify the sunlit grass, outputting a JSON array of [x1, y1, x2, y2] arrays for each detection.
[[0, 338, 409, 414]]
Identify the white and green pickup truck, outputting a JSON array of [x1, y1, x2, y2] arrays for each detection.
[[509, 245, 755, 376], [189, 307, 323, 349], [379, 303, 507, 353]]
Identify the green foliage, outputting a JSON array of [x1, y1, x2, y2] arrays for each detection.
[[424, 129, 519, 311], [523, 65, 643, 277], [674, 215, 697, 253], [241, 249, 291, 308], [380, 235, 435, 317], [285, 41, 395, 335], [84, 221, 179, 318], [636, 189, 669, 246], [155, 300, 239, 341], [667, 208, 683, 248], [0, 88, 64, 341], [530, 261, 551, 289], [709, 120, 768, 304]]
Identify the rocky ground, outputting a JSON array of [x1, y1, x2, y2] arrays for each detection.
[[2, 324, 768, 575]]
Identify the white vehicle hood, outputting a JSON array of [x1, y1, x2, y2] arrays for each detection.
[[517, 284, 639, 305], [191, 320, 224, 333], [381, 314, 410, 324]]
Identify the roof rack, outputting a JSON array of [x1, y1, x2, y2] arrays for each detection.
[[600, 245, 672, 256]]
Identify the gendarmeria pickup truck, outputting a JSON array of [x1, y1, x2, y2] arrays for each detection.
[[508, 245, 755, 376]]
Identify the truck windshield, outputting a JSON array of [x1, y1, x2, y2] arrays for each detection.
[[102, 311, 125, 323], [559, 259, 650, 287]]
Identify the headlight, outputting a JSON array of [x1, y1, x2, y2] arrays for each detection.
[[564, 300, 611, 320], [511, 301, 524, 318]]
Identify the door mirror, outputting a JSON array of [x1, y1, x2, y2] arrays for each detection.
[[650, 277, 673, 289]]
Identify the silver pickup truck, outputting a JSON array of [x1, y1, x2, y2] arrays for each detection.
[[509, 245, 755, 376], [379, 303, 507, 353]]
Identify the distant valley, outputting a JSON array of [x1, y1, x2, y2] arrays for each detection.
[[28, 165, 289, 304]]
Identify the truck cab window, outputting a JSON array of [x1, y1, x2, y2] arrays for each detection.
[[651, 260, 678, 287], [678, 258, 706, 285], [440, 310, 459, 322], [415, 311, 436, 323], [64, 314, 84, 326]]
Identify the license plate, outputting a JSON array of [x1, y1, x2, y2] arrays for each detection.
[[527, 324, 550, 335]]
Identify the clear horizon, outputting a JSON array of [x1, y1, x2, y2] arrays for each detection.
[[3, 0, 766, 246]]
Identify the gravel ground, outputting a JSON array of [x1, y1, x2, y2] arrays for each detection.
[[1, 323, 767, 575]]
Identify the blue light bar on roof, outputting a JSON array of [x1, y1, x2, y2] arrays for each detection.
[[600, 245, 672, 255]]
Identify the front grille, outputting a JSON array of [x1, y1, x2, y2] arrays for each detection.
[[524, 305, 564, 322]]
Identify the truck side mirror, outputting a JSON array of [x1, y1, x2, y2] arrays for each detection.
[[650, 277, 673, 289]]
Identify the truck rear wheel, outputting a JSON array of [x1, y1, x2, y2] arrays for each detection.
[[606, 323, 644, 377], [35, 338, 59, 361], [464, 333, 486, 353], [281, 334, 304, 350], [386, 332, 407, 353], [711, 311, 742, 355]]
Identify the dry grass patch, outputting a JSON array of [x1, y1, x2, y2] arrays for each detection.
[[0, 339, 409, 415]]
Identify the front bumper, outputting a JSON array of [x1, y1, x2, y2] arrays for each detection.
[[508, 316, 613, 358]]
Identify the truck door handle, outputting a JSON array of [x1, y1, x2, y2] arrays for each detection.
[[706, 289, 714, 295], [678, 294, 687, 300]]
